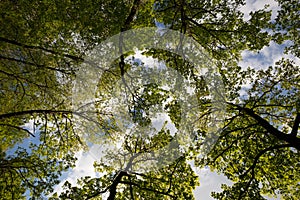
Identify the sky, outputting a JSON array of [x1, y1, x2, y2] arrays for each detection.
[[239, 0, 280, 21], [6, 0, 298, 199]]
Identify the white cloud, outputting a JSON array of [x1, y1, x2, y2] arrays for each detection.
[[239, 41, 300, 70], [126, 50, 160, 68], [193, 167, 232, 200], [240, 0, 279, 21], [53, 145, 102, 195]]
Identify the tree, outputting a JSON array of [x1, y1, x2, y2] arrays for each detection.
[[0, 0, 299, 199], [202, 60, 300, 199], [196, 0, 300, 198], [0, 0, 129, 198]]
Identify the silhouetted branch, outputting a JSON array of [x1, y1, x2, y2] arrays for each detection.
[[0, 37, 83, 62], [228, 102, 300, 150], [291, 113, 300, 137]]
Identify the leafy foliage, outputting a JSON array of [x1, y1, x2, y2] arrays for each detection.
[[203, 60, 300, 199], [0, 0, 299, 199]]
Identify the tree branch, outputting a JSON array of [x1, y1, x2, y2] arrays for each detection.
[[0, 37, 83, 62], [0, 109, 111, 120], [121, 0, 142, 32], [119, 180, 175, 198], [0, 123, 35, 137], [0, 110, 72, 120], [291, 113, 300, 137], [238, 144, 292, 199], [107, 171, 128, 200], [240, 144, 292, 179], [228, 103, 300, 150], [0, 55, 75, 75]]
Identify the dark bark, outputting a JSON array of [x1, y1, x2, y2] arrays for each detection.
[[231, 103, 300, 150], [0, 110, 73, 120], [107, 171, 128, 200], [291, 113, 300, 137], [121, 0, 142, 32], [0, 37, 83, 62]]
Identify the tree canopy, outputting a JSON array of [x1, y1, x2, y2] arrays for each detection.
[[0, 0, 299, 199]]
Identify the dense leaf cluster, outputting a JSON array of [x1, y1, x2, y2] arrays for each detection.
[[0, 0, 299, 199]]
